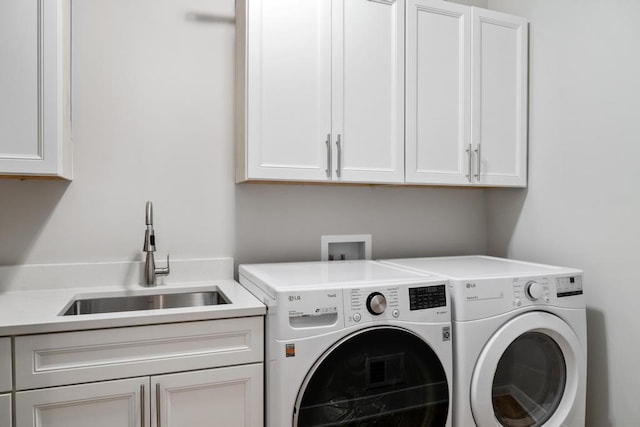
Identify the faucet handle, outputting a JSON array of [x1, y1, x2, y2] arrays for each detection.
[[156, 254, 170, 277]]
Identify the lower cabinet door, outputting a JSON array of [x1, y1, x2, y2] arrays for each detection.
[[15, 377, 148, 427], [0, 393, 11, 426], [152, 363, 263, 427]]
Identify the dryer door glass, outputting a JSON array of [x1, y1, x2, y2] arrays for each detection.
[[294, 327, 449, 427], [492, 332, 566, 427]]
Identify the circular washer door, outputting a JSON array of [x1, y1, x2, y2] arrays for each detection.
[[471, 312, 582, 427], [293, 326, 449, 427]]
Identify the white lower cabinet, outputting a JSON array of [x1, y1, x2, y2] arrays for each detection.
[[0, 337, 11, 426], [153, 363, 263, 427], [15, 364, 263, 427], [12, 317, 264, 427], [0, 393, 11, 427], [16, 377, 147, 427]]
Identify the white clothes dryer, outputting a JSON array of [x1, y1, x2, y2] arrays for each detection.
[[380, 256, 586, 427], [239, 260, 453, 427]]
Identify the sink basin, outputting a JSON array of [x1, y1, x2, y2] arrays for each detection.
[[61, 290, 229, 316]]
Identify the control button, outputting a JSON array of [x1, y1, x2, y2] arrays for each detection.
[[392, 309, 399, 318], [366, 292, 387, 315], [544, 296, 550, 303], [525, 281, 543, 301], [515, 299, 522, 307], [353, 313, 361, 322]]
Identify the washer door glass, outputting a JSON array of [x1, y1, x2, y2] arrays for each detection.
[[492, 332, 566, 427], [294, 327, 449, 427]]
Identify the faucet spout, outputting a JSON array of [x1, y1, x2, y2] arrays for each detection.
[[145, 201, 153, 226], [142, 201, 170, 287]]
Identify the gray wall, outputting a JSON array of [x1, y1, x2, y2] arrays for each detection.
[[0, 0, 487, 272], [487, 0, 640, 425]]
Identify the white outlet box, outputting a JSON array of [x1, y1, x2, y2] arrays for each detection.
[[321, 234, 372, 261]]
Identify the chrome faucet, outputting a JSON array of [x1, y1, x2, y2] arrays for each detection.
[[143, 201, 170, 286]]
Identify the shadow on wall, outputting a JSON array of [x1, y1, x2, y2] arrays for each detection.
[[0, 179, 70, 266], [485, 188, 528, 257], [585, 308, 611, 427]]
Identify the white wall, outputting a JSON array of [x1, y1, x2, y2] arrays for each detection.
[[486, 0, 640, 425], [236, 184, 486, 265], [0, 1, 487, 279]]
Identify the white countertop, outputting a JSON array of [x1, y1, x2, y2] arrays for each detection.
[[0, 258, 266, 335], [0, 280, 266, 335]]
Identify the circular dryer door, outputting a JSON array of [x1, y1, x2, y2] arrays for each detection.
[[293, 326, 449, 427], [470, 312, 582, 427]]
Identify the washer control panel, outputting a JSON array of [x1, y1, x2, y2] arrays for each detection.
[[409, 285, 447, 310], [345, 283, 448, 326]]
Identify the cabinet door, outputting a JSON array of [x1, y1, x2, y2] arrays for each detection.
[[0, 394, 11, 427], [152, 363, 263, 427], [0, 337, 11, 392], [471, 8, 528, 187], [0, 0, 71, 179], [405, 0, 472, 185], [15, 377, 148, 427], [240, 0, 332, 182], [334, 0, 404, 183]]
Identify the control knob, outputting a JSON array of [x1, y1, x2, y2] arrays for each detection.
[[525, 281, 543, 301], [366, 292, 387, 315]]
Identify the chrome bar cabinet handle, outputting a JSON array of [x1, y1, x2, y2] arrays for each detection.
[[466, 144, 472, 182], [335, 134, 342, 178], [474, 144, 481, 181], [325, 134, 331, 178], [140, 384, 145, 427], [156, 383, 161, 427]]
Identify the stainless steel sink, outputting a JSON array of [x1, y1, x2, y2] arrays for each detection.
[[61, 290, 229, 316]]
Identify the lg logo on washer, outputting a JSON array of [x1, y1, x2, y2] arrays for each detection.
[[288, 293, 337, 302]]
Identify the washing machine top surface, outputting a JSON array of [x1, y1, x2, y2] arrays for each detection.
[[239, 260, 444, 297], [381, 255, 578, 280]]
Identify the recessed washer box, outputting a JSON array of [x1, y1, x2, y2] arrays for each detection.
[[321, 234, 372, 261]]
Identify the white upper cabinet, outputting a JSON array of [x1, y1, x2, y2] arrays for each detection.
[[472, 8, 528, 187], [406, 1, 528, 187], [237, 0, 332, 182], [405, 0, 471, 185], [0, 0, 71, 179], [237, 0, 404, 184], [335, 0, 404, 183], [239, 0, 528, 187]]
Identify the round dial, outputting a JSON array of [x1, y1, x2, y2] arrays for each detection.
[[525, 281, 543, 301], [366, 292, 387, 315]]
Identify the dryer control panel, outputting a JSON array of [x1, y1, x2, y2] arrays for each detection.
[[512, 278, 552, 306], [556, 275, 584, 297], [510, 274, 585, 309], [344, 283, 448, 326]]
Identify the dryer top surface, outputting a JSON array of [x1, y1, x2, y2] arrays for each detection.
[[381, 256, 580, 280]]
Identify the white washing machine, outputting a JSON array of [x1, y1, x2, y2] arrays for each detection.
[[380, 256, 586, 427], [239, 260, 453, 427]]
